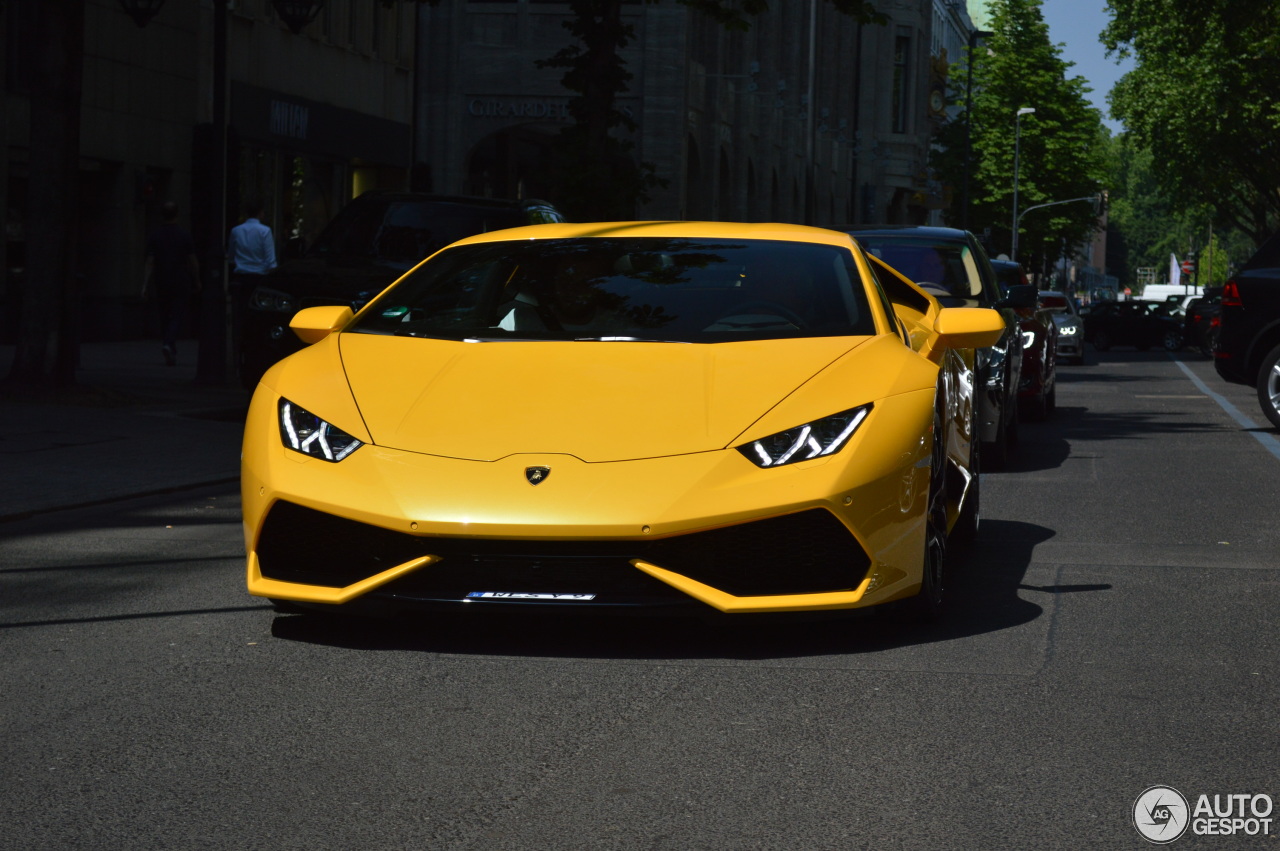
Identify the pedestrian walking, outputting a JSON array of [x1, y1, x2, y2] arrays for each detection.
[[227, 200, 276, 358], [142, 201, 201, 366]]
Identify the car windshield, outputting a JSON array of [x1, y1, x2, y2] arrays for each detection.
[[1039, 294, 1072, 313], [348, 237, 876, 343], [854, 236, 983, 299], [309, 199, 529, 264]]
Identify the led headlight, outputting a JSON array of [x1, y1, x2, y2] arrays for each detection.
[[1020, 330, 1036, 348], [1059, 323, 1080, 336], [250, 287, 297, 312], [279, 399, 362, 462], [738, 405, 871, 468]]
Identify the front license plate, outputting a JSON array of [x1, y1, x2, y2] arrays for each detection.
[[466, 591, 597, 601]]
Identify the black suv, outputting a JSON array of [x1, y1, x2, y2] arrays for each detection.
[[240, 192, 565, 388], [834, 225, 1034, 467], [1081, 300, 1184, 352], [1213, 232, 1280, 427]]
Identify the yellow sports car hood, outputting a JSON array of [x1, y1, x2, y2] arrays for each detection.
[[338, 333, 871, 462]]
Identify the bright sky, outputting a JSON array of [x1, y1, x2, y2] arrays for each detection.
[[969, 0, 1134, 134]]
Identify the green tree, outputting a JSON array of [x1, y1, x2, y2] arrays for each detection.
[[934, 0, 1106, 276], [1103, 0, 1280, 247], [538, 0, 884, 221], [1106, 133, 1255, 289]]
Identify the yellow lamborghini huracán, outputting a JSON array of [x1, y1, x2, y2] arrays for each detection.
[[242, 221, 1003, 620]]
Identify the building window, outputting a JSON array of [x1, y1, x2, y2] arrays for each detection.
[[349, 0, 362, 50], [891, 28, 911, 134]]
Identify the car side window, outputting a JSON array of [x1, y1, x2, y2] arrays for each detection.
[[862, 255, 911, 345]]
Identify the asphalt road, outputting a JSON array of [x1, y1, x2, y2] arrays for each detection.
[[2, 350, 1277, 850]]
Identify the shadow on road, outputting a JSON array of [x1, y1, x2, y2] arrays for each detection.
[[268, 520, 1076, 661]]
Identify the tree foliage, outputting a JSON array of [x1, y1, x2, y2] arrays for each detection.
[[1103, 0, 1280, 247], [535, 1, 662, 220], [1106, 134, 1254, 288], [933, 0, 1106, 274]]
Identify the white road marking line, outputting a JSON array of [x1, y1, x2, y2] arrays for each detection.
[[1170, 355, 1280, 463]]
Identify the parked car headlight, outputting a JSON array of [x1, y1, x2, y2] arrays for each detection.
[[738, 405, 871, 468], [250, 287, 297, 312], [1059, 323, 1080, 336], [278, 399, 362, 462]]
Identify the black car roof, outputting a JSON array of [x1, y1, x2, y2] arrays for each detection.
[[830, 224, 974, 242]]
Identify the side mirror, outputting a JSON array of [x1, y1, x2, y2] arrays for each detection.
[[932, 307, 1006, 350], [999, 284, 1038, 310], [290, 305, 354, 344]]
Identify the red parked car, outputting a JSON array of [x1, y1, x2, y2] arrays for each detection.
[[991, 259, 1057, 420]]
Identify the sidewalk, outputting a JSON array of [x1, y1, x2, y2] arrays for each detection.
[[0, 339, 250, 521]]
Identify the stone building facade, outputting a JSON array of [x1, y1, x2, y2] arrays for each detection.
[[2, 0, 974, 343], [2, 0, 416, 341], [417, 0, 957, 228]]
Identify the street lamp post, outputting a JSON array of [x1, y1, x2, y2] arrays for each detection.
[[1011, 106, 1035, 262]]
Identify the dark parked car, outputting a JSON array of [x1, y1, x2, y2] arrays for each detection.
[[991, 259, 1057, 420], [1213, 232, 1280, 427], [1183, 287, 1222, 358], [1082, 300, 1184, 352], [239, 192, 566, 388], [836, 225, 1033, 467]]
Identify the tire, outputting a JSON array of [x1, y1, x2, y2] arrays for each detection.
[[1255, 343, 1280, 429], [906, 395, 949, 621], [1163, 329, 1183, 351], [1200, 328, 1219, 359], [1045, 381, 1057, 416], [1093, 330, 1111, 352]]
